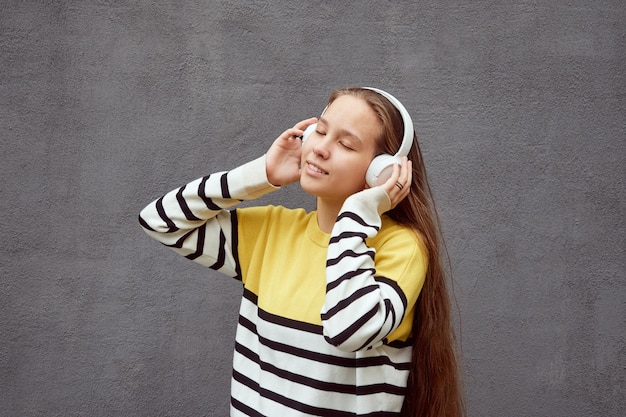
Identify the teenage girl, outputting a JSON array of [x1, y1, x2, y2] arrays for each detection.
[[139, 87, 464, 416]]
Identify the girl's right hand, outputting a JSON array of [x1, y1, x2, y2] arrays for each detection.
[[379, 156, 412, 210], [266, 117, 318, 186]]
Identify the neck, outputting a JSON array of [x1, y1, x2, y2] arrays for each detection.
[[315, 197, 344, 233]]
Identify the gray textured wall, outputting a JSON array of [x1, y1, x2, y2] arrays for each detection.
[[1, 1, 624, 416]]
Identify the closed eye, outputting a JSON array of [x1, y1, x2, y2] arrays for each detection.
[[339, 141, 354, 151]]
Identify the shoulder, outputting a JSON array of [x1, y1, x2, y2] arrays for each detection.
[[370, 217, 429, 310], [377, 216, 427, 251], [370, 215, 429, 270]]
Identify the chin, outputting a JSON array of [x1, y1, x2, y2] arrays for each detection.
[[299, 177, 320, 196], [300, 174, 365, 201]]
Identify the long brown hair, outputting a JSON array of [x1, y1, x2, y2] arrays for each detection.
[[328, 88, 465, 417]]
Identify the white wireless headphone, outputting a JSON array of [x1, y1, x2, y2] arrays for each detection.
[[301, 87, 414, 187]]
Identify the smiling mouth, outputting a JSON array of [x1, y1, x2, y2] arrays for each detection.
[[307, 162, 329, 175]]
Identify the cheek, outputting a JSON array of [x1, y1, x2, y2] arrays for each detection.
[[339, 156, 371, 185]]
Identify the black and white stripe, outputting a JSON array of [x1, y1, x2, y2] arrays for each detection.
[[139, 158, 278, 278], [322, 205, 408, 353], [231, 289, 411, 416], [140, 157, 420, 416]]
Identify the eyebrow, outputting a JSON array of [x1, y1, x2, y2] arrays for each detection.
[[318, 117, 363, 144]]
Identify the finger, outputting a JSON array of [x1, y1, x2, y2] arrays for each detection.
[[282, 127, 304, 139], [281, 127, 307, 142], [400, 160, 412, 195], [389, 159, 412, 207], [396, 157, 411, 188], [293, 117, 318, 131], [405, 159, 413, 188], [280, 118, 318, 142], [382, 163, 402, 195]]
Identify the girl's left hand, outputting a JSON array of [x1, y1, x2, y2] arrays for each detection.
[[380, 157, 412, 209]]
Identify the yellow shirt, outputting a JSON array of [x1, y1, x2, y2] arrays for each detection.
[[236, 205, 427, 344], [140, 155, 429, 415]]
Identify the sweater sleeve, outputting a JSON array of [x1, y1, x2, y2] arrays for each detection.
[[138, 155, 278, 278], [321, 187, 426, 352]]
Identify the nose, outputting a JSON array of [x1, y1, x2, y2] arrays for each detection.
[[312, 136, 331, 160]]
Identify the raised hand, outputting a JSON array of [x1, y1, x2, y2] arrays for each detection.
[[380, 156, 412, 210], [266, 117, 317, 186]]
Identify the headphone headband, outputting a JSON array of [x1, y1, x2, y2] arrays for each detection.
[[300, 86, 415, 187], [362, 87, 414, 157]]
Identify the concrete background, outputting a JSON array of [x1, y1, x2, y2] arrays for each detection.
[[1, 1, 624, 416]]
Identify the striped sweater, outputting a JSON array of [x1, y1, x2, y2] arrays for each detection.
[[139, 155, 427, 416]]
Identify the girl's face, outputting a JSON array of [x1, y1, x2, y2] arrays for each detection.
[[300, 94, 381, 204]]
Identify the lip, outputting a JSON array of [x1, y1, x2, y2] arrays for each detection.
[[305, 161, 329, 176]]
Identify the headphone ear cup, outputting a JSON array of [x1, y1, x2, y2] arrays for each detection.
[[366, 154, 402, 187], [301, 123, 317, 146]]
